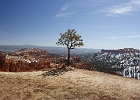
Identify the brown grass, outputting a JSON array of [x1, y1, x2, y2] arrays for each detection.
[[0, 68, 140, 100]]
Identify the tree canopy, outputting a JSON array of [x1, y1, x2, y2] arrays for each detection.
[[56, 29, 84, 49]]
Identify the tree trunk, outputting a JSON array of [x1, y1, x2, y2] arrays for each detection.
[[68, 48, 70, 66], [0, 63, 2, 69]]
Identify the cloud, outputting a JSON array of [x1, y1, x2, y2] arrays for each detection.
[[101, 0, 140, 17], [57, 22, 65, 25], [55, 12, 76, 18], [106, 35, 140, 39], [61, 4, 71, 11], [106, 36, 120, 39], [98, 26, 111, 29], [55, 3, 76, 18], [127, 35, 140, 38]]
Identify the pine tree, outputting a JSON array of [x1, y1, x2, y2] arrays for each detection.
[[56, 29, 84, 65]]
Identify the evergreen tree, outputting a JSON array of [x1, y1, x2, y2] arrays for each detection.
[[56, 29, 84, 65]]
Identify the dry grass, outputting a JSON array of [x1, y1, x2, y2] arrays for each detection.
[[0, 68, 140, 100]]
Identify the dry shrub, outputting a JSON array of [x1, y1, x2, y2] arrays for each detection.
[[72, 62, 94, 70]]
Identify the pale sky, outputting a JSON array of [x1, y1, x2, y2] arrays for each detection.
[[0, 0, 140, 49]]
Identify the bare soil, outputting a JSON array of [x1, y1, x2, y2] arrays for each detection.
[[0, 68, 140, 100]]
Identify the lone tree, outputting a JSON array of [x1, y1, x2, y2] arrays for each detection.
[[56, 29, 84, 65]]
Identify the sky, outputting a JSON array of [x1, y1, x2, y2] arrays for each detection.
[[0, 0, 140, 49]]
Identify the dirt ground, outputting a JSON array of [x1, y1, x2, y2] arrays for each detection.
[[0, 68, 140, 100]]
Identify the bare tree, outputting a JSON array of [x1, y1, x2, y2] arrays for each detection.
[[56, 29, 84, 65]]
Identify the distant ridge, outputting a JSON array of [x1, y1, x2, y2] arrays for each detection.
[[101, 48, 140, 54], [0, 45, 101, 55]]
